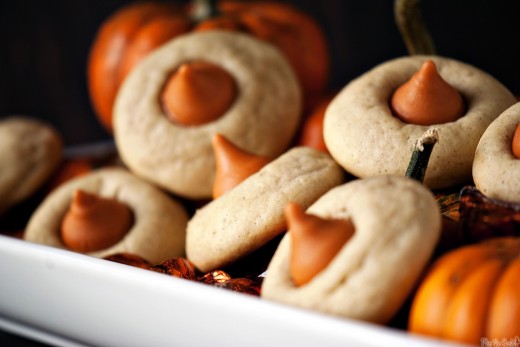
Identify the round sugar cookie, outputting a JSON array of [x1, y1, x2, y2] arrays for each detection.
[[24, 168, 188, 264], [186, 147, 345, 272], [0, 116, 62, 214], [473, 102, 520, 202], [261, 175, 441, 324], [114, 30, 302, 199], [324, 55, 516, 189]]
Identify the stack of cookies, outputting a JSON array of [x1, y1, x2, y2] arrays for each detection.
[[2, 2, 519, 345]]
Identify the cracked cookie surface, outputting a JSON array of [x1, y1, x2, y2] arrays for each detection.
[[24, 168, 188, 264], [324, 55, 516, 189], [114, 31, 302, 199], [186, 147, 344, 272]]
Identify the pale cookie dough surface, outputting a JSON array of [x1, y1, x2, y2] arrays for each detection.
[[114, 31, 302, 200], [324, 55, 516, 189], [261, 175, 441, 324], [473, 102, 520, 202], [0, 116, 62, 215], [24, 168, 188, 264], [186, 147, 345, 272]]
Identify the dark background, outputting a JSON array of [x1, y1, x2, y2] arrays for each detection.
[[1, 0, 519, 146], [0, 0, 519, 345]]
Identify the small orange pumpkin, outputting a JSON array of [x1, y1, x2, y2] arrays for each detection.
[[88, 0, 329, 132], [408, 237, 520, 345], [87, 2, 191, 132], [297, 94, 334, 153], [512, 124, 520, 158], [45, 158, 93, 192]]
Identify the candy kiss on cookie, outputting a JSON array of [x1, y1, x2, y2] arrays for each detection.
[[261, 175, 441, 324], [61, 189, 133, 253], [390, 60, 465, 125], [161, 61, 237, 126], [114, 31, 302, 199], [212, 133, 271, 199], [25, 168, 188, 263], [285, 202, 355, 286]]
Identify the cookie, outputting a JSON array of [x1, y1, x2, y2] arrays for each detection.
[[114, 30, 302, 199], [473, 102, 520, 202], [324, 55, 516, 189], [24, 167, 188, 264], [261, 175, 441, 324], [0, 116, 62, 214], [186, 147, 345, 272]]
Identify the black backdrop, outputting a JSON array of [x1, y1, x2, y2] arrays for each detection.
[[0, 0, 519, 145]]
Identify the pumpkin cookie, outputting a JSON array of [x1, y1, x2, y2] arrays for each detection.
[[186, 147, 344, 272], [114, 30, 302, 199], [473, 102, 520, 202], [0, 116, 62, 214], [324, 55, 516, 189], [24, 168, 188, 264], [261, 175, 441, 324]]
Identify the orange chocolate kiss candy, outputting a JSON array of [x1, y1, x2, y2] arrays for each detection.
[[161, 61, 237, 126], [512, 124, 520, 159], [391, 60, 465, 125], [61, 189, 133, 253], [212, 133, 271, 199], [286, 202, 355, 286]]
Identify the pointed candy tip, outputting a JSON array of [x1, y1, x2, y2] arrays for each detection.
[[391, 59, 464, 125]]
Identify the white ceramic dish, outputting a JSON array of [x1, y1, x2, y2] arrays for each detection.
[[0, 235, 469, 347]]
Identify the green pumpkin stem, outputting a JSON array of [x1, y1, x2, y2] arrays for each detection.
[[192, 0, 220, 22], [405, 128, 439, 182], [394, 0, 436, 55]]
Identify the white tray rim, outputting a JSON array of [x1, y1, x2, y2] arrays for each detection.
[[0, 235, 469, 347]]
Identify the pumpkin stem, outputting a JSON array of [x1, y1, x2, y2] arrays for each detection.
[[192, 0, 220, 22], [405, 127, 439, 182], [394, 0, 436, 55]]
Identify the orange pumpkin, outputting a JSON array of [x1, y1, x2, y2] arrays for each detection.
[[88, 0, 330, 132], [408, 237, 520, 345], [512, 124, 520, 158], [297, 94, 334, 153], [87, 2, 191, 132], [45, 158, 93, 192]]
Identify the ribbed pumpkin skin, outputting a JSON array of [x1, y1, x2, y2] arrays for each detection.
[[87, 2, 188, 132], [408, 237, 520, 345]]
